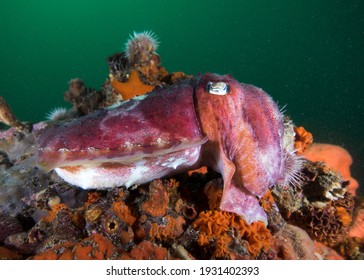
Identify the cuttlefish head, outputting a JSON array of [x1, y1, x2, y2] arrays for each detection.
[[194, 73, 284, 223]]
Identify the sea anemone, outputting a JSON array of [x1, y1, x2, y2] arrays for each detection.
[[125, 31, 159, 63], [45, 107, 69, 121]]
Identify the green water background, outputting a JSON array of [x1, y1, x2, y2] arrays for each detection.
[[0, 0, 363, 193]]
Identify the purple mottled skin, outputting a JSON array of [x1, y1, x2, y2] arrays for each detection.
[[37, 73, 287, 224]]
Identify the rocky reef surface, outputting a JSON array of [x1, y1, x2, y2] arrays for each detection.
[[0, 32, 362, 260]]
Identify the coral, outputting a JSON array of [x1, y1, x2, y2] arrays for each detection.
[[294, 126, 313, 154], [303, 143, 359, 195], [193, 210, 271, 259], [111, 70, 155, 100]]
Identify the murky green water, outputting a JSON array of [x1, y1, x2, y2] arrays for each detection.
[[0, 0, 363, 192]]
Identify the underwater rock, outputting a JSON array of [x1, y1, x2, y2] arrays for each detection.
[[272, 161, 354, 247], [0, 246, 23, 260], [273, 224, 317, 260], [314, 241, 344, 260], [303, 143, 359, 195], [0, 129, 49, 218], [0, 214, 22, 242], [31, 233, 120, 260]]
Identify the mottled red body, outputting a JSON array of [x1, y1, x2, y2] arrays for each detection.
[[37, 80, 204, 171], [37, 73, 287, 224]]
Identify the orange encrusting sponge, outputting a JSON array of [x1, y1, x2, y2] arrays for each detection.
[[111, 70, 155, 100]]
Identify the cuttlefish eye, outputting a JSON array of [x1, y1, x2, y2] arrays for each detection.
[[205, 81, 230, 95]]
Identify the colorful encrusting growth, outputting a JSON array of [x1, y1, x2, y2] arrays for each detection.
[[0, 31, 362, 260], [194, 210, 271, 259]]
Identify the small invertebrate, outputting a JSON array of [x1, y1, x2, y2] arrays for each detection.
[[46, 107, 68, 121], [125, 31, 159, 64], [36, 73, 301, 224]]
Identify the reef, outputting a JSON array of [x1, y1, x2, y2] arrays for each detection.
[[0, 31, 362, 260]]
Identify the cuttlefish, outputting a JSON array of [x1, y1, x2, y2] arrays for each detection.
[[37, 73, 300, 224]]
